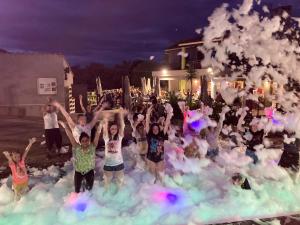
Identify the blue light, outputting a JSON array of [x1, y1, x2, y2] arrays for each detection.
[[272, 118, 281, 125], [166, 193, 178, 204], [75, 202, 87, 212]]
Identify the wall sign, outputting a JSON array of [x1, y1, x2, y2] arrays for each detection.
[[37, 78, 57, 95]]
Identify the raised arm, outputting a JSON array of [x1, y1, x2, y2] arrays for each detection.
[[22, 137, 37, 161], [216, 106, 230, 136], [93, 96, 104, 113], [118, 109, 126, 138], [237, 107, 248, 132], [58, 120, 77, 147], [88, 102, 109, 128], [163, 111, 173, 135], [102, 117, 109, 140], [3, 151, 13, 164], [145, 105, 153, 133], [79, 95, 87, 114], [93, 122, 102, 146], [52, 101, 76, 130]]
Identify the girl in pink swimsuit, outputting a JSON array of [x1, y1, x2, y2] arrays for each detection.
[[3, 137, 36, 201]]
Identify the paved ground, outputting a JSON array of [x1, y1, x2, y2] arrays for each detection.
[[0, 116, 72, 178], [0, 116, 133, 179]]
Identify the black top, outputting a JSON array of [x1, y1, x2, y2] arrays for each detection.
[[241, 178, 251, 190], [146, 132, 168, 163], [247, 130, 264, 152]]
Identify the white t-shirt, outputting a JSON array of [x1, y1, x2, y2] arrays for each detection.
[[104, 135, 123, 166], [43, 112, 59, 129], [72, 124, 92, 143]]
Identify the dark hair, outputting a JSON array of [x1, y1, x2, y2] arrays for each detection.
[[108, 122, 119, 141], [232, 173, 242, 182], [149, 123, 160, 136], [77, 114, 86, 120], [79, 132, 90, 142], [136, 123, 144, 129], [150, 96, 157, 105]]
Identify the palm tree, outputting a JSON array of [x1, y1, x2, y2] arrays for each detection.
[[185, 63, 196, 105]]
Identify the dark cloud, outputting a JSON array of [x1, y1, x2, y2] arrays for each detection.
[[0, 0, 299, 65]]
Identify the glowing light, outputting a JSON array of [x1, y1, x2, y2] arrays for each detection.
[[66, 192, 89, 213], [189, 119, 206, 132], [153, 191, 179, 205], [264, 107, 274, 119], [272, 118, 281, 125], [162, 69, 167, 75], [207, 67, 213, 75], [75, 202, 87, 212], [166, 193, 178, 204]]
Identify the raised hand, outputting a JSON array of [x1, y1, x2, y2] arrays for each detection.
[[147, 105, 153, 115], [29, 137, 37, 145], [51, 100, 61, 108], [3, 151, 10, 157]]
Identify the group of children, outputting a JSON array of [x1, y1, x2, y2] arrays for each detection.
[[3, 95, 299, 200]]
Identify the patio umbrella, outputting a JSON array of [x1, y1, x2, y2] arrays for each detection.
[[124, 76, 132, 109], [141, 77, 146, 95], [146, 78, 151, 94], [154, 77, 160, 96], [96, 76, 103, 96]]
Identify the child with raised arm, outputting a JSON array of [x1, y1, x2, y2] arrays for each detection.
[[102, 109, 126, 190], [79, 95, 104, 141], [145, 104, 173, 183], [58, 120, 102, 193], [205, 106, 230, 160], [128, 113, 148, 161], [3, 138, 37, 200], [52, 100, 107, 144]]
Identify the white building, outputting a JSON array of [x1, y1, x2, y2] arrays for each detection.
[[0, 53, 74, 117]]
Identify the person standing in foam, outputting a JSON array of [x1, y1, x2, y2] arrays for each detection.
[[3, 137, 36, 201], [128, 113, 148, 161], [102, 110, 126, 190], [145, 104, 173, 184], [58, 121, 102, 193], [52, 100, 107, 144], [205, 106, 230, 160], [42, 100, 62, 158]]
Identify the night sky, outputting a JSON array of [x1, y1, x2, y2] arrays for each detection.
[[0, 0, 299, 66]]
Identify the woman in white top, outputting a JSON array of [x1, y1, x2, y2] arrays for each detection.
[[52, 100, 107, 143], [102, 109, 126, 190], [42, 102, 62, 158]]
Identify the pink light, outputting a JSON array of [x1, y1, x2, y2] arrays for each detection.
[[152, 191, 179, 205], [175, 147, 184, 154], [67, 192, 79, 205], [153, 191, 167, 202], [264, 107, 274, 119]]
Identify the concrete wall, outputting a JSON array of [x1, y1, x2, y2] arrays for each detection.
[[0, 53, 71, 117]]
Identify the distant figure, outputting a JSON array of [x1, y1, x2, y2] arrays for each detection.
[[52, 100, 107, 144], [42, 101, 62, 158], [278, 131, 300, 172], [79, 94, 104, 141], [128, 113, 148, 161], [3, 138, 37, 200], [245, 122, 264, 164]]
